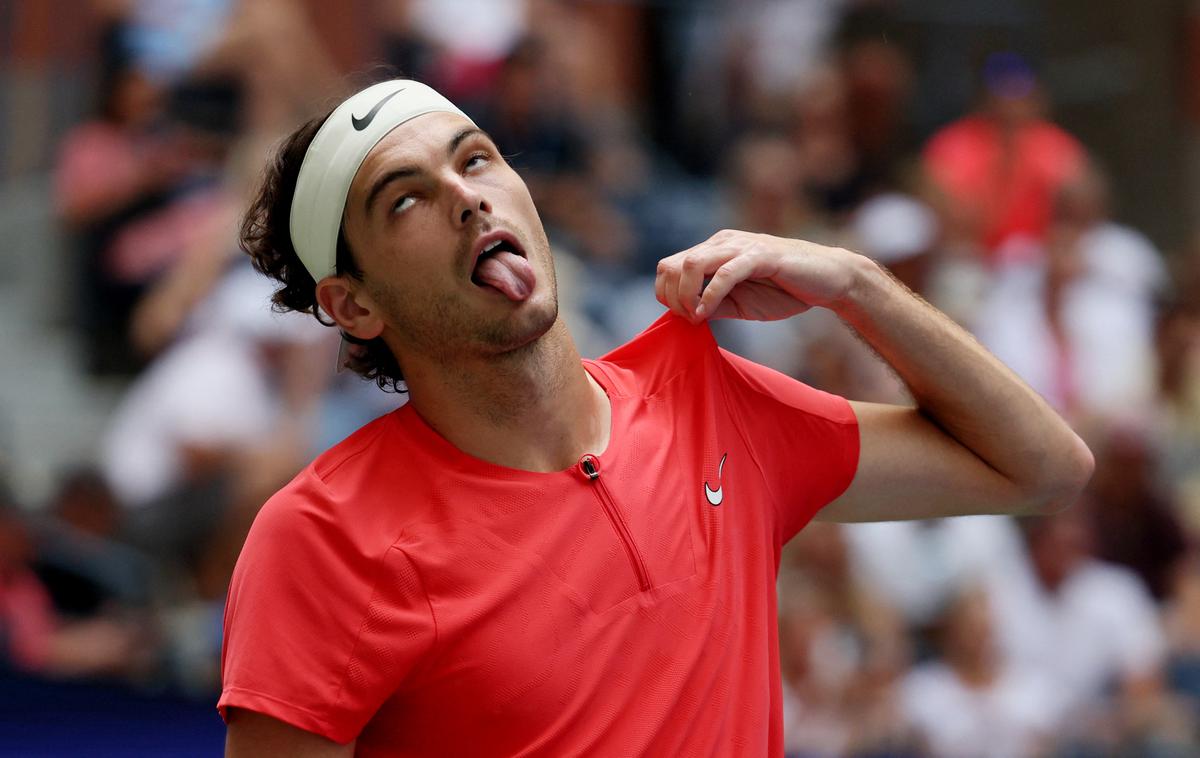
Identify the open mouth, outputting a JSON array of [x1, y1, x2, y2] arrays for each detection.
[[471, 237, 524, 284], [470, 234, 536, 302]]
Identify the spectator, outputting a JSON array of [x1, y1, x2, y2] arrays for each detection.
[[101, 74, 247, 293], [922, 51, 1086, 263], [1085, 423, 1189, 602], [973, 165, 1166, 418], [101, 261, 331, 582], [466, 36, 597, 260], [791, 64, 870, 220], [900, 586, 1062, 758], [733, 0, 848, 123], [725, 132, 824, 240], [779, 523, 913, 758], [834, 5, 917, 195], [402, 0, 528, 99], [798, 192, 937, 403], [0, 483, 143, 679], [122, 0, 235, 83], [54, 25, 183, 374], [1155, 257, 1200, 528], [987, 509, 1179, 751], [844, 515, 1026, 631], [710, 132, 834, 377], [32, 469, 153, 620]]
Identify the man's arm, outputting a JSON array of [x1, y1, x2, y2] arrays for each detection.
[[225, 708, 355, 757], [655, 230, 1094, 521]]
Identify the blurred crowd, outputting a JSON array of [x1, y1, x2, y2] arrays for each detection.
[[4, 0, 1200, 755]]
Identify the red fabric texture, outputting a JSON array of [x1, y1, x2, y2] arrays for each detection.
[[218, 313, 859, 755]]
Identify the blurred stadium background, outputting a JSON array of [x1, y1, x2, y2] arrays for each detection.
[[3, 0, 1200, 755]]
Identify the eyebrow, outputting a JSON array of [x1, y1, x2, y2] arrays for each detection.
[[363, 127, 497, 216]]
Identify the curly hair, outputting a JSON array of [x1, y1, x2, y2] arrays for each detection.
[[240, 113, 405, 392]]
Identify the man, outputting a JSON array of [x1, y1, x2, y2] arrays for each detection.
[[922, 51, 1086, 264], [219, 80, 1093, 756]]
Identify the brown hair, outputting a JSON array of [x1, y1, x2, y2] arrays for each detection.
[[240, 113, 405, 392]]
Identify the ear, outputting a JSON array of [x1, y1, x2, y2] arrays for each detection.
[[315, 276, 385, 340]]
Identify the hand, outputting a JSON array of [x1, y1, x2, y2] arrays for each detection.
[[654, 230, 862, 323]]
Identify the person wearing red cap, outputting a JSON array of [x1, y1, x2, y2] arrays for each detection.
[[219, 80, 1093, 756]]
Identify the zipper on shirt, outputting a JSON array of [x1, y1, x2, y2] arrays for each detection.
[[577, 454, 652, 592]]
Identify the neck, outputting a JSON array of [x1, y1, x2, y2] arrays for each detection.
[[398, 318, 610, 472]]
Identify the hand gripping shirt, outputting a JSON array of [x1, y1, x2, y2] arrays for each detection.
[[218, 313, 859, 756]]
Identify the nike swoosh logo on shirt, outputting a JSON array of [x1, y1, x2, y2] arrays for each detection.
[[705, 453, 727, 506], [350, 88, 406, 131]]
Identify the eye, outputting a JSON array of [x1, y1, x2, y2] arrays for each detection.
[[391, 195, 416, 214], [464, 152, 489, 172]]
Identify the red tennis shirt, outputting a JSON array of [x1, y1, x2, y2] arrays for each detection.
[[218, 313, 859, 756]]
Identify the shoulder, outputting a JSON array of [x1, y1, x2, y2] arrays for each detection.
[[717, 343, 856, 427], [1072, 560, 1149, 598], [241, 410, 422, 570], [309, 409, 397, 483], [589, 310, 853, 426]]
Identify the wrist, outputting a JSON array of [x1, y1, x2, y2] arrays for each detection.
[[829, 250, 887, 315]]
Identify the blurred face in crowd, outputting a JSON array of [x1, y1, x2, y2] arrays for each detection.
[[108, 69, 161, 128], [1026, 509, 1094, 591], [986, 87, 1044, 128], [941, 587, 996, 674], [729, 134, 806, 235], [338, 112, 558, 371]]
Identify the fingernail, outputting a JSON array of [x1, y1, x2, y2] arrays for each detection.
[[695, 303, 707, 318]]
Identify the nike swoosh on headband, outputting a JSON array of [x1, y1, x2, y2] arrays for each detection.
[[350, 87, 407, 131]]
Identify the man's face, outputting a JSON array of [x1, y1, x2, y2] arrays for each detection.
[[341, 111, 558, 370]]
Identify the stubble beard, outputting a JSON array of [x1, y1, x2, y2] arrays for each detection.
[[372, 244, 560, 369]]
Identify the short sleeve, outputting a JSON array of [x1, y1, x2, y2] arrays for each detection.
[[218, 472, 436, 743], [716, 347, 860, 544]]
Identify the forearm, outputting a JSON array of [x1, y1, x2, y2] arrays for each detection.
[[831, 253, 1093, 507]]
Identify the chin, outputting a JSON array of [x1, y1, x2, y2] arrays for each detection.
[[480, 292, 559, 354]]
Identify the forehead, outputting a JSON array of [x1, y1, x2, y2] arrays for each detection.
[[349, 111, 475, 196]]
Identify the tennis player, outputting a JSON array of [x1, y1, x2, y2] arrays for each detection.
[[219, 80, 1093, 756]]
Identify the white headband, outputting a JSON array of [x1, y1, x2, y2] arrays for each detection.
[[289, 80, 473, 281]]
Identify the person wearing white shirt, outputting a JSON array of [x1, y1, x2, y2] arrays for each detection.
[[901, 586, 1062, 758]]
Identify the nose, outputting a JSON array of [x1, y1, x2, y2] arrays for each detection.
[[448, 174, 491, 227]]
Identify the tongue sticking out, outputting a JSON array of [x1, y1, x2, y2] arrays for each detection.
[[474, 251, 535, 302]]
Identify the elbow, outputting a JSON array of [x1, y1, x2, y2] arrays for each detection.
[[1021, 431, 1095, 515]]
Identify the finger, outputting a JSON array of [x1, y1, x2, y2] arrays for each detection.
[[676, 251, 713, 319], [695, 254, 760, 319], [654, 251, 689, 310], [657, 231, 744, 319], [674, 244, 743, 320], [657, 249, 703, 319], [654, 260, 668, 307], [657, 259, 687, 318]]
